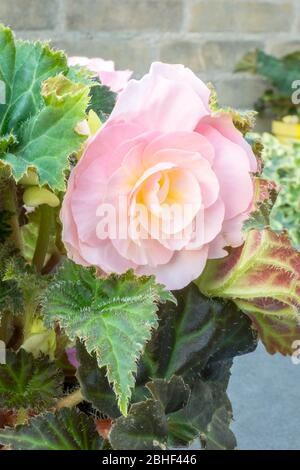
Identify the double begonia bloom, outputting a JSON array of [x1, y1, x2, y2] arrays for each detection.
[[68, 56, 132, 93], [61, 62, 257, 290]]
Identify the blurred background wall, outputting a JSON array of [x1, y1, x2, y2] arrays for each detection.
[[1, 0, 300, 109]]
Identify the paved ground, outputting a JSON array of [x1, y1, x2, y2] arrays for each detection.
[[228, 342, 300, 450]]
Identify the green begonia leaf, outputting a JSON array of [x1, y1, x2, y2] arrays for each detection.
[[42, 260, 175, 415], [3, 75, 90, 190], [0, 25, 90, 190], [109, 400, 168, 450], [0, 408, 103, 450], [0, 349, 63, 410]]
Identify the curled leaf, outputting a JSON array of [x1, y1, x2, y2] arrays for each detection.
[[196, 230, 300, 355], [21, 318, 56, 360], [23, 187, 60, 208]]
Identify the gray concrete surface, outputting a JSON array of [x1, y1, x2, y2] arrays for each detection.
[[228, 342, 300, 450]]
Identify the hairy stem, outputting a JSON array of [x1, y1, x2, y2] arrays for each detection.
[[41, 249, 61, 275], [3, 179, 23, 251], [0, 312, 14, 345], [32, 204, 53, 272], [23, 302, 36, 340], [56, 389, 84, 410], [16, 408, 29, 426]]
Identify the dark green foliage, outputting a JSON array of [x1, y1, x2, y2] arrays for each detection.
[[0, 408, 103, 450], [235, 49, 300, 118], [0, 242, 24, 318], [109, 400, 168, 450], [87, 79, 117, 122], [0, 210, 12, 242], [76, 340, 120, 419], [106, 284, 256, 449], [142, 283, 257, 381], [0, 349, 63, 410]]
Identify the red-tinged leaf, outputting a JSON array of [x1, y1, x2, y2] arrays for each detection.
[[96, 419, 112, 440], [196, 230, 300, 355], [237, 303, 300, 355], [243, 177, 278, 233], [0, 410, 15, 429]]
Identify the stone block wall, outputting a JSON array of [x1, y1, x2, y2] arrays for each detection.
[[1, 0, 300, 109]]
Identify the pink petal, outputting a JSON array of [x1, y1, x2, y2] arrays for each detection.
[[60, 171, 90, 266], [99, 70, 133, 93], [109, 62, 211, 133], [68, 57, 132, 93], [66, 347, 80, 369], [198, 114, 257, 172], [79, 122, 143, 181], [148, 148, 219, 208], [186, 198, 225, 250], [86, 58, 115, 72], [150, 62, 211, 108], [143, 131, 215, 165], [111, 237, 173, 267], [203, 198, 225, 244], [197, 124, 253, 219], [68, 56, 91, 67], [208, 212, 248, 259], [137, 245, 209, 290], [78, 238, 136, 273]]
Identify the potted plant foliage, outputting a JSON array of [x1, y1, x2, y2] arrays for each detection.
[[0, 25, 300, 451], [235, 49, 300, 143], [247, 132, 300, 253]]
